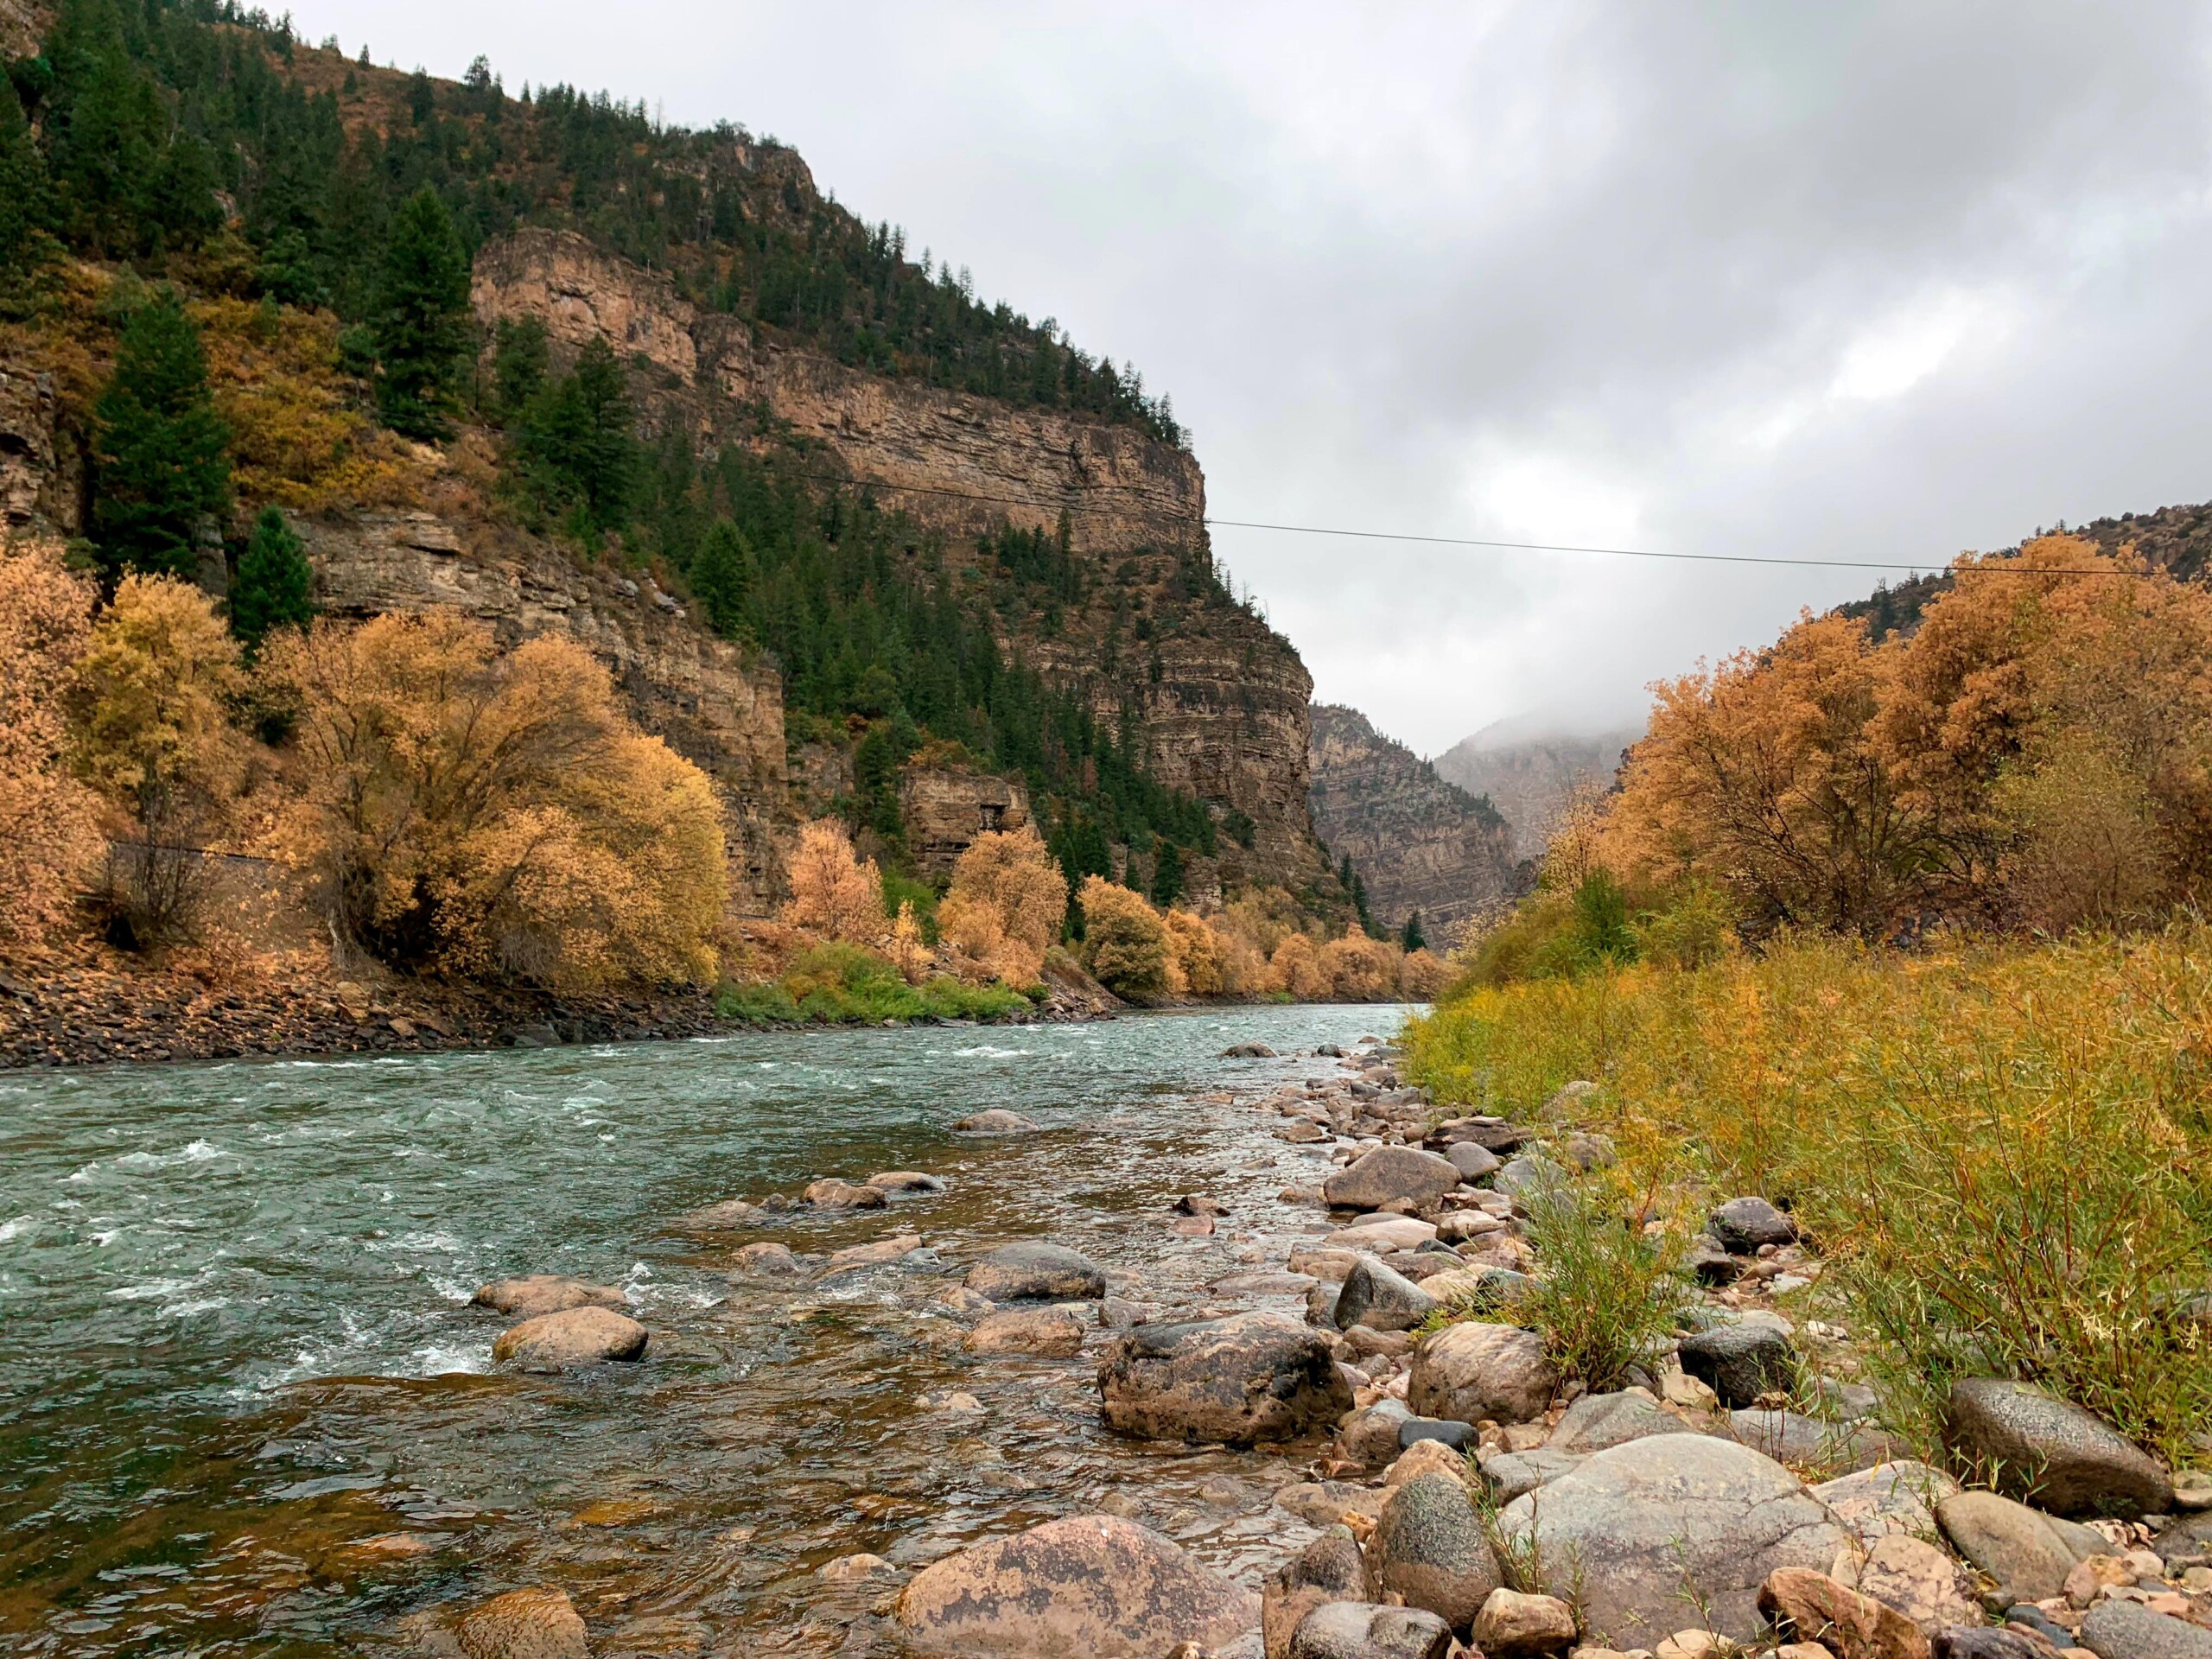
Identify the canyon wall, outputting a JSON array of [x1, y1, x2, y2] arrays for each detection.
[[1307, 703, 1519, 941], [1433, 724, 1639, 863]]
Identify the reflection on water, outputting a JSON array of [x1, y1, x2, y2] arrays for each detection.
[[0, 1006, 1414, 1656]]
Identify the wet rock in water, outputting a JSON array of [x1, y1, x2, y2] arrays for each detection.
[[1386, 1438, 1473, 1488], [818, 1552, 899, 1580], [953, 1109, 1042, 1135], [1942, 1379, 2174, 1518], [1688, 1235, 1744, 1286], [1730, 1409, 1900, 1475], [491, 1306, 648, 1370], [802, 1176, 887, 1210], [1217, 1270, 1317, 1297], [1176, 1194, 1234, 1217], [867, 1171, 946, 1194], [1291, 1248, 1364, 1284], [935, 1284, 995, 1319], [1369, 1471, 1503, 1628], [1281, 1120, 1335, 1144], [1707, 1196, 1798, 1254], [1550, 1389, 1694, 1455], [1408, 1322, 1555, 1425], [1397, 1416, 1477, 1452], [1322, 1147, 1462, 1212], [1839, 1534, 1983, 1633], [1494, 1154, 1571, 1205], [1287, 1600, 1455, 1659], [1224, 1042, 1279, 1058], [1936, 1491, 2105, 1607], [1098, 1311, 1352, 1445], [1322, 1217, 1439, 1254], [1473, 1587, 1581, 1658], [1446, 1142, 1503, 1183], [2079, 1598, 2212, 1659], [893, 1514, 1260, 1657], [470, 1275, 626, 1318], [1316, 1043, 1347, 1058], [965, 1242, 1106, 1301], [823, 1233, 925, 1274], [1475, 1447, 1585, 1503], [1333, 1257, 1439, 1334], [964, 1306, 1087, 1357], [681, 1198, 766, 1228], [1336, 1398, 1415, 1466], [1758, 1567, 1930, 1659], [1933, 1633, 2053, 1659], [1263, 1529, 1367, 1659], [728, 1242, 807, 1281], [453, 1586, 589, 1659], [1101, 1294, 1154, 1329], [1677, 1319, 1798, 1408], [1812, 1461, 1962, 1548], [1495, 1434, 1849, 1646], [1274, 1482, 1387, 1530]]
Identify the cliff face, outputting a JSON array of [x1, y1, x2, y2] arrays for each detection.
[[1433, 724, 1638, 863], [472, 228, 1328, 891], [1307, 703, 1518, 939]]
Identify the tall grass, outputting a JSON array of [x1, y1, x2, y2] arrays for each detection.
[[1404, 927, 2212, 1460], [1509, 1182, 1691, 1391]]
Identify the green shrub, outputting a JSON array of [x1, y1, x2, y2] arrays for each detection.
[[880, 868, 940, 940], [1498, 1182, 1689, 1391], [719, 940, 1029, 1026]]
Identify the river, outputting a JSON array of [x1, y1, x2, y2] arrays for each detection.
[[0, 1005, 1415, 1656]]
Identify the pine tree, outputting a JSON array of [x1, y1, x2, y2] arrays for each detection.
[[229, 505, 315, 653], [520, 336, 637, 531], [1401, 911, 1426, 953], [92, 292, 231, 582], [372, 187, 472, 440], [1150, 836, 1184, 907], [690, 518, 753, 635], [0, 79, 54, 310]]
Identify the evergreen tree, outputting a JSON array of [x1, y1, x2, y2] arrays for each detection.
[[491, 315, 548, 418], [92, 292, 231, 582], [0, 79, 54, 309], [229, 505, 315, 653], [520, 336, 637, 531], [372, 187, 472, 440], [689, 518, 753, 635], [1150, 836, 1184, 907], [1401, 911, 1426, 953]]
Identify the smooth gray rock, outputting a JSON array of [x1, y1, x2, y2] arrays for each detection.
[[1335, 1256, 1440, 1334], [1288, 1600, 1455, 1659], [1367, 1471, 1502, 1629], [1336, 1398, 1414, 1466], [2080, 1599, 2212, 1659], [1475, 1447, 1585, 1503], [1677, 1319, 1798, 1408], [1098, 1311, 1353, 1445], [1408, 1321, 1556, 1425], [1494, 1154, 1570, 1205], [1688, 1234, 1745, 1286], [1397, 1417, 1476, 1452], [1550, 1389, 1695, 1455], [1811, 1460, 1961, 1548], [965, 1242, 1106, 1302], [1323, 1147, 1463, 1212], [1446, 1142, 1503, 1182], [1936, 1490, 2106, 1606], [1707, 1196, 1797, 1253], [1494, 1433, 1849, 1646], [1942, 1379, 2174, 1518], [1729, 1408, 1901, 1474]]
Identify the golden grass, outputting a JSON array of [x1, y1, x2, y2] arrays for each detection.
[[1405, 929, 2212, 1459]]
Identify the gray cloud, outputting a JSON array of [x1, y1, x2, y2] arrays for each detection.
[[297, 0, 2212, 752]]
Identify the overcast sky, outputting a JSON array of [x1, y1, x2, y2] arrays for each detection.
[[301, 2, 2212, 753]]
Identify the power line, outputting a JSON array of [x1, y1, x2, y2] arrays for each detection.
[[766, 465, 2156, 581]]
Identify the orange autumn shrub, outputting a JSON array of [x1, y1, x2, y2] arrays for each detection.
[[1270, 930, 1328, 999], [937, 824, 1068, 985], [782, 818, 886, 946], [0, 540, 101, 945], [1162, 906, 1224, 995], [1400, 948, 1454, 1000], [1321, 930, 1400, 1001], [1077, 874, 1171, 997]]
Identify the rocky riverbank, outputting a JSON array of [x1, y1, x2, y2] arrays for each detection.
[[405, 1038, 2212, 1659]]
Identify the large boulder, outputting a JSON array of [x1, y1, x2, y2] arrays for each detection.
[[491, 1306, 648, 1370], [1730, 1409, 1900, 1476], [1475, 1447, 1585, 1503], [964, 1306, 1086, 1357], [1324, 1217, 1440, 1253], [1494, 1154, 1570, 1205], [1288, 1601, 1455, 1659], [1264, 1529, 1367, 1659], [1551, 1389, 1694, 1455], [1935, 1491, 2104, 1606], [1324, 1147, 1463, 1212], [1495, 1433, 1850, 1646], [1707, 1197, 1798, 1253], [1677, 1319, 1798, 1408], [1367, 1471, 1502, 1630], [802, 1177, 887, 1210], [1839, 1535, 1982, 1633], [1758, 1567, 1929, 1659], [965, 1242, 1106, 1302], [1471, 1588, 1580, 1658], [471, 1275, 626, 1318], [1098, 1311, 1353, 1445], [2079, 1599, 2212, 1659], [1447, 1142, 1503, 1182], [1335, 1257, 1440, 1334], [1941, 1380, 2173, 1518], [453, 1586, 588, 1659], [1812, 1462, 1961, 1548], [894, 1515, 1260, 1656], [1408, 1322, 1555, 1425]]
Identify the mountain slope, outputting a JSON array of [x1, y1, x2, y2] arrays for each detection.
[[1433, 721, 1638, 863]]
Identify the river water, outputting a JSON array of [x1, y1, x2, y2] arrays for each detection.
[[0, 1005, 1414, 1656]]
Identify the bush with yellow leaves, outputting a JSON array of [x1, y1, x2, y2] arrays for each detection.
[[1161, 907, 1224, 995], [1319, 930, 1402, 1001], [0, 542, 102, 946], [782, 818, 887, 946], [1269, 931, 1328, 999], [937, 824, 1068, 986], [1077, 874, 1172, 998], [264, 612, 725, 988]]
